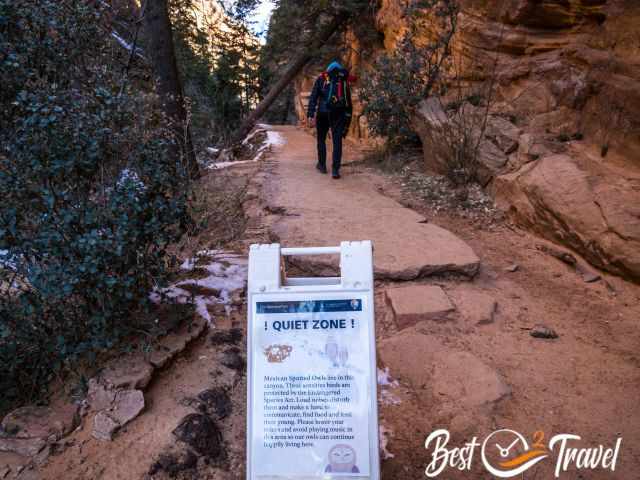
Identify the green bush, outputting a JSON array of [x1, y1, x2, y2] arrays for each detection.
[[0, 0, 190, 411], [359, 0, 458, 145]]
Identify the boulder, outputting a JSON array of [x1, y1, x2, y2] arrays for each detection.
[[494, 153, 640, 282], [411, 99, 514, 185]]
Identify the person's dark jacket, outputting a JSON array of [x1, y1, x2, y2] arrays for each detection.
[[307, 67, 353, 134]]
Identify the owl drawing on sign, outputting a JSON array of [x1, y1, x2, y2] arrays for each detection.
[[263, 344, 292, 363], [325, 335, 339, 367], [324, 444, 360, 473]]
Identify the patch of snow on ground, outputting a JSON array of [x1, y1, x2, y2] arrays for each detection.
[[379, 426, 395, 460], [377, 367, 399, 387], [150, 251, 247, 325], [265, 130, 286, 147], [209, 127, 286, 170], [378, 367, 401, 406]]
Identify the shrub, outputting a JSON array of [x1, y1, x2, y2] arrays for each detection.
[[0, 0, 191, 411], [359, 0, 458, 145]]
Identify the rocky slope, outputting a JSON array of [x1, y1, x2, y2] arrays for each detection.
[[295, 0, 640, 282]]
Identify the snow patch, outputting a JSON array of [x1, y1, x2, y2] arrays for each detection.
[[208, 159, 253, 170], [208, 129, 285, 170], [378, 367, 401, 406], [150, 250, 247, 325], [379, 426, 395, 460], [265, 130, 285, 147], [377, 367, 399, 387]]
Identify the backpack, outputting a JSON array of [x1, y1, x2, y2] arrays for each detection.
[[323, 68, 351, 111]]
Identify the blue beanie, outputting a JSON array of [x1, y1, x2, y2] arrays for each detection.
[[327, 61, 343, 72]]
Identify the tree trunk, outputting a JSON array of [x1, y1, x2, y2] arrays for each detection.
[[144, 0, 199, 177], [230, 13, 348, 145]]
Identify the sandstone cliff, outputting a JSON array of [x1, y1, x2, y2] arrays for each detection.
[[296, 0, 640, 282]]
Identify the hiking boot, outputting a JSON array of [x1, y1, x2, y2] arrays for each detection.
[[316, 163, 328, 174]]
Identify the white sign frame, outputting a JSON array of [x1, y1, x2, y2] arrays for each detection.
[[246, 241, 380, 480]]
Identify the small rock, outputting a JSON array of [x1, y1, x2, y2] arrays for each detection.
[[505, 264, 519, 272], [33, 444, 52, 466], [110, 390, 145, 426], [87, 379, 116, 411], [149, 448, 198, 477], [220, 347, 245, 372], [385, 285, 455, 329], [92, 412, 120, 441], [149, 335, 187, 369], [196, 388, 232, 419], [92, 390, 145, 441], [210, 328, 243, 346], [172, 414, 223, 460], [14, 468, 38, 480], [0, 437, 46, 457], [530, 325, 558, 339], [450, 289, 498, 326], [1, 404, 79, 440], [99, 355, 153, 390], [581, 270, 601, 283]]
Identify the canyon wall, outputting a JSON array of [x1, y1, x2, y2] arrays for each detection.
[[296, 0, 640, 282]]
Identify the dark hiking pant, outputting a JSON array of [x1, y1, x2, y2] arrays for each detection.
[[316, 110, 347, 174]]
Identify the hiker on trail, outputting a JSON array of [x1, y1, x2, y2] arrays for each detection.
[[306, 60, 353, 179]]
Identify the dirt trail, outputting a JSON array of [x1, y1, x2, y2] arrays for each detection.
[[10, 125, 640, 479], [262, 126, 479, 280]]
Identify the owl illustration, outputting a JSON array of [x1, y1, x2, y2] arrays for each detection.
[[263, 344, 293, 363], [325, 444, 359, 473], [324, 335, 339, 367]]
